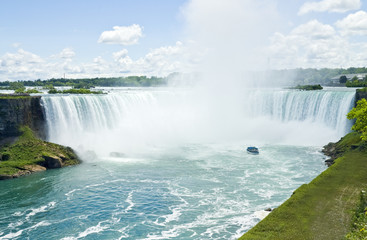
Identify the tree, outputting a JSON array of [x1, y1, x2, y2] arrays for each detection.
[[9, 82, 24, 90], [347, 98, 367, 141], [339, 75, 347, 84], [351, 76, 359, 82]]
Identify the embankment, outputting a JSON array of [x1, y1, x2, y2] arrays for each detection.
[[239, 132, 367, 240]]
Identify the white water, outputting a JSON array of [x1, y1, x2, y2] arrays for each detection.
[[41, 87, 355, 157]]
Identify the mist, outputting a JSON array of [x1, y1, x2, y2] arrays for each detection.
[[42, 0, 354, 159]]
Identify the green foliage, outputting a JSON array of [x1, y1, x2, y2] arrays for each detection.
[[25, 89, 42, 94], [345, 191, 367, 239], [14, 87, 26, 93], [43, 84, 55, 90], [340, 75, 348, 84], [8, 82, 24, 90], [291, 84, 323, 90], [0, 76, 167, 88], [0, 126, 80, 176], [48, 89, 58, 94], [345, 76, 367, 87], [347, 99, 367, 141], [48, 88, 104, 94]]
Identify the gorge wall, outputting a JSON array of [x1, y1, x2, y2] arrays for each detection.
[[0, 96, 46, 141]]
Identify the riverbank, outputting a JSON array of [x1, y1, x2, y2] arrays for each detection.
[[239, 132, 367, 239], [0, 126, 80, 180]]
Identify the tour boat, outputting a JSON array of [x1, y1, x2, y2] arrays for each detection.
[[247, 146, 259, 154]]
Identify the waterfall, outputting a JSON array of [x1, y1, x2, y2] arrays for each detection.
[[244, 89, 355, 136], [41, 88, 355, 157]]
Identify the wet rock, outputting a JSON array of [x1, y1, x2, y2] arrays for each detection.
[[22, 165, 46, 172], [43, 155, 63, 168]]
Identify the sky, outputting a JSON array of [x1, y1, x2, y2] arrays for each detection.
[[0, 0, 367, 80]]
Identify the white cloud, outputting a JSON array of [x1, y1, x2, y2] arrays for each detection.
[[59, 48, 76, 59], [298, 0, 361, 15], [291, 19, 336, 39], [112, 49, 129, 62], [110, 41, 199, 76], [98, 24, 143, 45], [0, 49, 44, 80], [268, 20, 353, 68], [335, 10, 367, 36]]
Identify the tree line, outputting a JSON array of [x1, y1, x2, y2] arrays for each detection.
[[0, 76, 167, 89]]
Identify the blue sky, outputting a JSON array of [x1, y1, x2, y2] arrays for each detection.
[[1, 0, 367, 80]]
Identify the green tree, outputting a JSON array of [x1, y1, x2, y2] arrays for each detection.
[[347, 98, 367, 141], [339, 75, 347, 84], [9, 82, 24, 90]]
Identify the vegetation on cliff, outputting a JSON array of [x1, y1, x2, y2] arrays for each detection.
[[345, 190, 367, 239], [348, 98, 367, 141], [0, 126, 80, 180]]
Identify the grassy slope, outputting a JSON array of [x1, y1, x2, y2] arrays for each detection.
[[0, 126, 79, 176], [240, 133, 367, 240]]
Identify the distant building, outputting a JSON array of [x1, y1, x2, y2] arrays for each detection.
[[330, 73, 367, 84]]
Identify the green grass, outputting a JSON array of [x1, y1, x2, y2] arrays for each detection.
[[345, 190, 367, 239], [239, 132, 367, 240], [0, 126, 80, 176], [0, 96, 32, 99]]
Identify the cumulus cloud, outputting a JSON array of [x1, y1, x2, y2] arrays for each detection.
[[59, 48, 76, 59], [111, 41, 197, 76], [335, 10, 367, 36], [268, 20, 352, 68], [112, 49, 129, 61], [98, 24, 143, 45], [291, 19, 336, 39], [298, 0, 361, 15], [0, 49, 45, 80]]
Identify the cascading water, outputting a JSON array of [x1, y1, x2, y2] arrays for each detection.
[[0, 87, 356, 240], [41, 87, 355, 157]]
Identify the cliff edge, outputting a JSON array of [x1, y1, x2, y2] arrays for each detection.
[[0, 95, 45, 140]]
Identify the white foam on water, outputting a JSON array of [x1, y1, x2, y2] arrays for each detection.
[[61, 222, 109, 240], [0, 229, 23, 240], [0, 221, 51, 240], [123, 191, 135, 213], [25, 201, 56, 220], [7, 220, 23, 229], [11, 212, 23, 217], [117, 225, 130, 239]]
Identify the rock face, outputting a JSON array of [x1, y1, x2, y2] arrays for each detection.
[[322, 142, 338, 166], [355, 90, 367, 106], [0, 96, 45, 140], [43, 154, 63, 169]]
